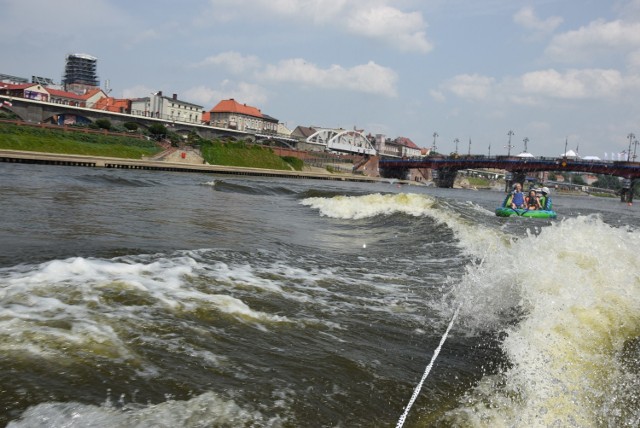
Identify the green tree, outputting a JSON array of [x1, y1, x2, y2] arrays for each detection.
[[571, 174, 586, 185], [123, 122, 139, 132], [95, 119, 112, 130], [187, 131, 203, 145], [592, 175, 621, 190], [148, 124, 168, 141]]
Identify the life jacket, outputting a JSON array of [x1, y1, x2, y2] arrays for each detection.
[[526, 196, 538, 209], [540, 195, 552, 210], [539, 196, 547, 209], [511, 191, 525, 207]]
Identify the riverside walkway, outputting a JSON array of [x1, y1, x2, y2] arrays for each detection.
[[0, 149, 381, 183]]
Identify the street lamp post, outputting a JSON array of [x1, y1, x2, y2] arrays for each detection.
[[488, 143, 491, 157], [523, 137, 529, 153], [627, 133, 635, 162], [633, 138, 639, 161], [454, 138, 459, 154], [432, 132, 438, 153], [505, 130, 515, 156], [468, 138, 471, 156]]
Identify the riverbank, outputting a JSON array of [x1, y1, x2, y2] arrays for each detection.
[[0, 149, 416, 184]]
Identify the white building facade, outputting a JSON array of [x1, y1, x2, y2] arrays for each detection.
[[131, 91, 202, 124]]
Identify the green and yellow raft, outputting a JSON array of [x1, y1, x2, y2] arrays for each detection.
[[496, 194, 557, 218]]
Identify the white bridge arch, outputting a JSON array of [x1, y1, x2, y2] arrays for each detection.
[[306, 129, 377, 155]]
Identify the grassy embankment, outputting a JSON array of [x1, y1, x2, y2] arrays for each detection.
[[200, 140, 303, 171], [466, 176, 492, 188], [0, 122, 161, 159], [0, 122, 304, 170]]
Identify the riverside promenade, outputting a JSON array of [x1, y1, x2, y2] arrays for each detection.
[[0, 149, 385, 183]]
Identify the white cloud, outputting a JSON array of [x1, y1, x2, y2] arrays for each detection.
[[441, 74, 495, 100], [430, 89, 446, 102], [440, 67, 639, 106], [183, 81, 268, 108], [519, 68, 624, 99], [193, 52, 261, 73], [264, 0, 348, 23], [627, 50, 640, 70], [121, 81, 268, 109], [546, 19, 640, 62], [204, 0, 432, 53], [206, 0, 348, 23], [260, 59, 398, 97], [513, 6, 563, 34], [346, 5, 432, 53], [614, 0, 640, 20]]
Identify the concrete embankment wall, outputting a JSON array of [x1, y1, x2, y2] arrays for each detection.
[[0, 149, 385, 183]]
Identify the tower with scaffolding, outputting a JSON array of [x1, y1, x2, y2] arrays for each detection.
[[62, 53, 99, 94]]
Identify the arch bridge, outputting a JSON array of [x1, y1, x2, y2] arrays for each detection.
[[306, 129, 376, 155]]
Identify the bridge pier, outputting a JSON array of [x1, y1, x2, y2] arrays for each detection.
[[432, 168, 457, 188], [379, 166, 409, 180], [620, 179, 636, 203]]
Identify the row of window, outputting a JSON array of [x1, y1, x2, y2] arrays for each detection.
[[170, 102, 198, 111]]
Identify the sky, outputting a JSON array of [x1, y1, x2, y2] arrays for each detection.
[[2, 0, 640, 158]]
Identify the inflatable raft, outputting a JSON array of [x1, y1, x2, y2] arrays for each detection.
[[496, 193, 557, 218]]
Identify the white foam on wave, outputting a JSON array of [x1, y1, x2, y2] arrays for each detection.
[[0, 254, 294, 364], [7, 391, 286, 428], [301, 192, 506, 258], [444, 215, 640, 426], [301, 192, 436, 219]]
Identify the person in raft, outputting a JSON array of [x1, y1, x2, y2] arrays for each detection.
[[510, 183, 526, 209], [525, 189, 541, 210], [538, 187, 552, 210]]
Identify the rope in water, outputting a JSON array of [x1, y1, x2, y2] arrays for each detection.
[[395, 305, 460, 428]]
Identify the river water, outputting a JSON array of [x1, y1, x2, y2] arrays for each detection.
[[0, 163, 639, 427]]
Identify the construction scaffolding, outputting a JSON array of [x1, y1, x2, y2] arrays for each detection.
[[62, 53, 99, 91]]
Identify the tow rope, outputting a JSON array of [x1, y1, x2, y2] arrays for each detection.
[[396, 305, 460, 428]]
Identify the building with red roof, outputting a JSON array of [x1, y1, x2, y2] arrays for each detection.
[[374, 135, 424, 158], [208, 99, 278, 134], [93, 96, 131, 114], [46, 87, 107, 107], [0, 83, 50, 102]]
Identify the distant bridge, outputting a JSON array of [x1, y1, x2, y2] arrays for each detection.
[[379, 155, 640, 198]]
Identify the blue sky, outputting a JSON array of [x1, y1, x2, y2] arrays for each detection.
[[2, 0, 640, 158]]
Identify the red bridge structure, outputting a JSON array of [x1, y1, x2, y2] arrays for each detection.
[[379, 155, 640, 202]]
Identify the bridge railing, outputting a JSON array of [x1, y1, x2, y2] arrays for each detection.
[[381, 154, 627, 165]]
